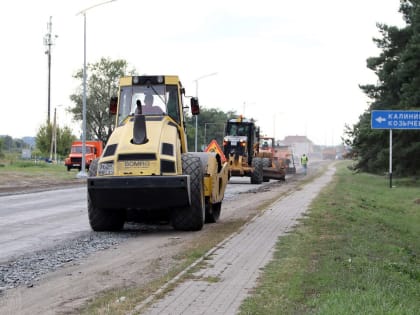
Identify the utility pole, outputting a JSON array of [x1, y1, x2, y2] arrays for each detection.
[[76, 0, 117, 178], [43, 16, 58, 125], [49, 108, 57, 162]]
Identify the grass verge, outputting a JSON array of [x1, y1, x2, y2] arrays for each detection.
[[239, 161, 420, 315], [0, 161, 81, 183]]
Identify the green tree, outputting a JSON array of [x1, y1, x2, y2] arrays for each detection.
[[0, 137, 4, 158], [57, 126, 77, 157], [35, 123, 76, 158], [0, 135, 33, 158], [1, 135, 13, 152], [184, 107, 237, 151], [346, 0, 420, 175], [70, 57, 135, 144]]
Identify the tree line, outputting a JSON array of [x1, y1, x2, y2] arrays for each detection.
[[0, 136, 31, 158], [32, 57, 236, 158], [345, 0, 420, 176], [33, 0, 420, 175]]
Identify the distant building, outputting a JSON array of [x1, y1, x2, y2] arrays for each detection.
[[21, 149, 31, 159], [279, 135, 313, 159], [22, 136, 36, 149]]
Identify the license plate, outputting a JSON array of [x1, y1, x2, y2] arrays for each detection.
[[124, 160, 150, 168]]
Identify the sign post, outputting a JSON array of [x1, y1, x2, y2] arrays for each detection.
[[389, 129, 392, 188], [371, 110, 420, 188]]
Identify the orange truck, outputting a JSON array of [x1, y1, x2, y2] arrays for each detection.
[[65, 140, 103, 171], [272, 144, 296, 174], [257, 136, 286, 181]]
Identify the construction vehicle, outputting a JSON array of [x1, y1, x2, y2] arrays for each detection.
[[322, 147, 337, 160], [223, 116, 263, 184], [64, 140, 103, 171], [87, 75, 229, 231], [258, 136, 286, 181], [275, 145, 296, 174]]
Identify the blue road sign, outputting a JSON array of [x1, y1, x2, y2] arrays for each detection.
[[371, 110, 420, 129]]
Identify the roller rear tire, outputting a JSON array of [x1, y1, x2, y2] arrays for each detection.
[[87, 158, 126, 231], [172, 154, 205, 231], [88, 198, 126, 231]]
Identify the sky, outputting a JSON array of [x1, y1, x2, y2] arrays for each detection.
[[0, 0, 406, 146]]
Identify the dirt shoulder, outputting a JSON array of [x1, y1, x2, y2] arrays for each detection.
[[0, 172, 85, 196]]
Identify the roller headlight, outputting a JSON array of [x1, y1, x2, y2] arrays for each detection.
[[98, 161, 114, 176], [132, 76, 140, 84]]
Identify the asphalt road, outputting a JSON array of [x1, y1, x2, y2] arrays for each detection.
[[0, 176, 278, 264], [0, 187, 89, 263]]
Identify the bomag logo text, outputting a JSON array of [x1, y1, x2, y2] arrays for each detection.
[[124, 161, 150, 168]]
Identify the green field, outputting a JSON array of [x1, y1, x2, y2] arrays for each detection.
[[239, 161, 420, 315], [0, 159, 82, 184]]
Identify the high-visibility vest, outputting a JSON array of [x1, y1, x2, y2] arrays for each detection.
[[301, 156, 308, 165]]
